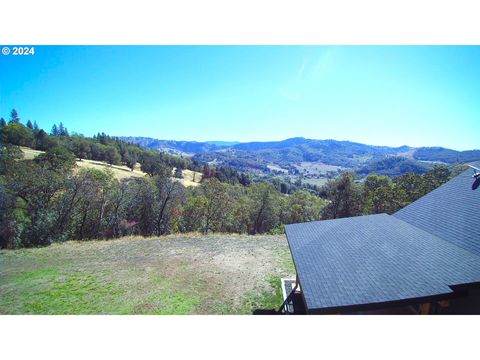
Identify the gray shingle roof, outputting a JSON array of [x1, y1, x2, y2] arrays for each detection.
[[285, 165, 480, 313], [394, 164, 480, 256]]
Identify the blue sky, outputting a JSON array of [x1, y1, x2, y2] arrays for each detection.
[[0, 46, 479, 150]]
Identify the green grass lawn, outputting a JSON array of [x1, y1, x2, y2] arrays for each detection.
[[0, 234, 294, 315]]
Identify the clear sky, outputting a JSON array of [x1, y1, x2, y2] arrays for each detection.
[[0, 46, 479, 150]]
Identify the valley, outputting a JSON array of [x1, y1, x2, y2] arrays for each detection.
[[120, 136, 480, 185]]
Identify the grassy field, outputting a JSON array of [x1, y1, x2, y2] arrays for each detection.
[[19, 147, 202, 186], [303, 178, 330, 187], [295, 161, 343, 176], [173, 168, 203, 187], [20, 146, 44, 160], [267, 164, 289, 174], [0, 234, 294, 315], [76, 159, 146, 180]]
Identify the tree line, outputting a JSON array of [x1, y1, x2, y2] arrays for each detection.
[[0, 109, 253, 186], [0, 109, 459, 249], [319, 166, 460, 219], [0, 109, 196, 172], [0, 143, 326, 248]]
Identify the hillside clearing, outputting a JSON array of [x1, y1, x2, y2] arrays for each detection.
[[19, 147, 202, 186], [0, 234, 294, 314], [267, 164, 289, 174], [19, 146, 44, 160], [175, 168, 203, 187], [303, 178, 330, 187], [21, 146, 146, 179], [295, 161, 343, 175], [76, 159, 146, 179]]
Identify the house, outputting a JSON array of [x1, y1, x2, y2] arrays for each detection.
[[283, 164, 480, 314]]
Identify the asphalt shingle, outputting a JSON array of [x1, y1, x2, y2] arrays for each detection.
[[285, 165, 480, 313], [394, 164, 480, 256]]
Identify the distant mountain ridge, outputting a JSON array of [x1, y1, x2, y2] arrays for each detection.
[[119, 136, 225, 157], [118, 136, 480, 177], [414, 146, 480, 164]]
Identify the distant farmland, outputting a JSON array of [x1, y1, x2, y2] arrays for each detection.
[[302, 178, 330, 187], [295, 161, 343, 176]]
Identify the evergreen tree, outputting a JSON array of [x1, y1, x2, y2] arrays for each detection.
[[0, 118, 6, 127], [51, 124, 59, 136], [26, 120, 33, 129], [35, 130, 51, 150], [58, 122, 69, 136], [33, 121, 39, 133], [9, 109, 20, 124]]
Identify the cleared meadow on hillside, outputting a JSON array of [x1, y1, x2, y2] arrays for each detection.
[[19, 147, 202, 186], [0, 234, 294, 314]]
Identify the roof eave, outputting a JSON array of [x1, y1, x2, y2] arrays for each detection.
[[305, 292, 459, 315]]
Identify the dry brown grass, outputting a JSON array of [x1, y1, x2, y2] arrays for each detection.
[[19, 147, 201, 186], [75, 159, 145, 180], [0, 233, 294, 314], [20, 146, 44, 160], [172, 167, 203, 187]]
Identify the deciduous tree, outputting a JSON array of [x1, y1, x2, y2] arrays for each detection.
[[320, 172, 363, 219]]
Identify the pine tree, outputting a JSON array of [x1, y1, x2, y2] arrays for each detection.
[[51, 124, 59, 136], [9, 109, 20, 123], [33, 121, 39, 132], [58, 122, 65, 136], [58, 122, 69, 136], [0, 118, 6, 127], [26, 120, 33, 129]]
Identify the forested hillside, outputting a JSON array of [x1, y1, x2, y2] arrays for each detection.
[[414, 147, 480, 164], [119, 136, 227, 157], [357, 156, 430, 177], [0, 109, 463, 249], [123, 135, 480, 179]]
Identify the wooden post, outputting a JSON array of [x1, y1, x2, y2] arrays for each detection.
[[420, 303, 431, 315]]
